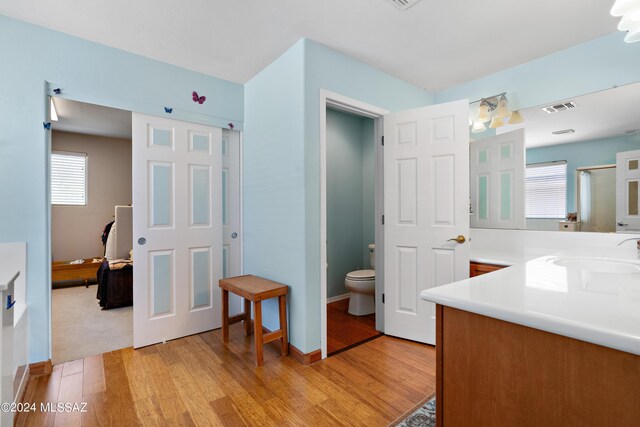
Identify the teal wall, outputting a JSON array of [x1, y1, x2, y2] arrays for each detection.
[[326, 109, 374, 298], [0, 16, 243, 363], [243, 40, 306, 346], [527, 134, 640, 212], [436, 32, 640, 113]]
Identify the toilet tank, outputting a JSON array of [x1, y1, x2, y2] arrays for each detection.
[[369, 244, 375, 270]]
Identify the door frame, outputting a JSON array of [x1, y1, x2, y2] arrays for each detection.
[[319, 89, 388, 358], [46, 93, 243, 359]]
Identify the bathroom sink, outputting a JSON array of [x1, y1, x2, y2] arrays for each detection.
[[548, 257, 640, 274]]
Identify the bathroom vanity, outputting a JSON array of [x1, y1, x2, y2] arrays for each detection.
[[469, 261, 505, 277], [422, 248, 640, 426]]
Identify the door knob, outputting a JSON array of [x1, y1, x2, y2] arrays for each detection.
[[447, 235, 466, 244], [137, 237, 147, 245], [231, 232, 238, 239], [618, 222, 628, 227]]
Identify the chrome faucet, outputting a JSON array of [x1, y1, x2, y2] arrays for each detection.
[[617, 237, 640, 251]]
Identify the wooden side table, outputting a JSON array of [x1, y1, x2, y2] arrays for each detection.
[[219, 274, 289, 366]]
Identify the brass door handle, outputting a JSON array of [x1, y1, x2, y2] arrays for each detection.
[[447, 235, 466, 244]]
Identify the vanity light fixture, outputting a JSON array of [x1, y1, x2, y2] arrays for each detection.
[[489, 116, 505, 129], [508, 110, 524, 124], [495, 94, 511, 119], [611, 0, 640, 43], [471, 120, 487, 133], [470, 92, 522, 132]]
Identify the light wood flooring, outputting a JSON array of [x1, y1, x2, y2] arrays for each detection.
[[17, 324, 436, 426], [327, 299, 381, 355]]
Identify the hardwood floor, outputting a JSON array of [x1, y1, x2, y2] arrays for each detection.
[[17, 324, 435, 426], [327, 299, 381, 355]]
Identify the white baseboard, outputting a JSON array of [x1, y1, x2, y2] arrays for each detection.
[[327, 293, 350, 304]]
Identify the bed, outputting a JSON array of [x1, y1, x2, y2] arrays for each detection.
[[52, 258, 101, 287], [97, 206, 133, 309]]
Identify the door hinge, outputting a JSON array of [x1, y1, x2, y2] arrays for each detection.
[[381, 135, 384, 146], [382, 293, 385, 304], [382, 214, 385, 225]]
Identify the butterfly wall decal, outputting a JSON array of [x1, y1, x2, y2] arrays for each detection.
[[164, 106, 173, 113], [192, 91, 206, 104], [43, 122, 51, 130], [53, 88, 62, 95], [228, 123, 234, 130]]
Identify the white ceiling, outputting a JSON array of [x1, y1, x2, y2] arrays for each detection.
[[0, 0, 619, 91], [496, 81, 640, 148], [51, 98, 132, 139]]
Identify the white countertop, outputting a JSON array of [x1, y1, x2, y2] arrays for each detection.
[[469, 248, 540, 266], [422, 247, 640, 356]]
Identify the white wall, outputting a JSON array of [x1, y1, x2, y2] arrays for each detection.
[[51, 131, 131, 261]]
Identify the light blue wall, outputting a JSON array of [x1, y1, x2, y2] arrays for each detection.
[[436, 32, 640, 112], [243, 40, 306, 346], [0, 16, 243, 363], [243, 38, 434, 352], [303, 39, 434, 351], [326, 109, 374, 298], [527, 135, 640, 212]]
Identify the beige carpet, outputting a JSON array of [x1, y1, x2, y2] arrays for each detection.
[[52, 284, 132, 364]]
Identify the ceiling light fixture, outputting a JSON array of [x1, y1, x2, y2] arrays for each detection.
[[469, 92, 523, 132], [611, 0, 640, 43]]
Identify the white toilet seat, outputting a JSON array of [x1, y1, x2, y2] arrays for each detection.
[[346, 269, 375, 281]]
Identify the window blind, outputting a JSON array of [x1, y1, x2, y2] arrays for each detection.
[[51, 151, 87, 206], [525, 161, 567, 219]]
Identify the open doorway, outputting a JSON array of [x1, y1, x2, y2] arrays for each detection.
[[320, 91, 388, 358], [50, 98, 133, 364]]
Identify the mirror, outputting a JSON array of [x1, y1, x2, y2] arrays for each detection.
[[471, 81, 640, 232]]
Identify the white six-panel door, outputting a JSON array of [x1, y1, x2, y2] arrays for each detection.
[[616, 149, 640, 232], [384, 100, 469, 344], [132, 113, 222, 348], [470, 129, 526, 229]]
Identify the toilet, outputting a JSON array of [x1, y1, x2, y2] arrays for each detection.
[[345, 244, 376, 316]]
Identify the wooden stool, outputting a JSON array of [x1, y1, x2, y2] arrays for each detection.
[[219, 275, 289, 366]]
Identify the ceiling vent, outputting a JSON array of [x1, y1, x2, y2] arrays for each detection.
[[542, 101, 577, 114], [388, 0, 423, 11], [552, 129, 575, 135]]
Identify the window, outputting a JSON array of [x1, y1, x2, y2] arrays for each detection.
[[51, 151, 87, 205], [525, 161, 567, 219]]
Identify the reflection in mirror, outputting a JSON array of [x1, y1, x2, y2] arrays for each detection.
[[471, 81, 640, 233], [577, 165, 615, 232], [628, 180, 639, 216]]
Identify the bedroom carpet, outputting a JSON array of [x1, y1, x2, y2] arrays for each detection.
[[52, 284, 132, 364]]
